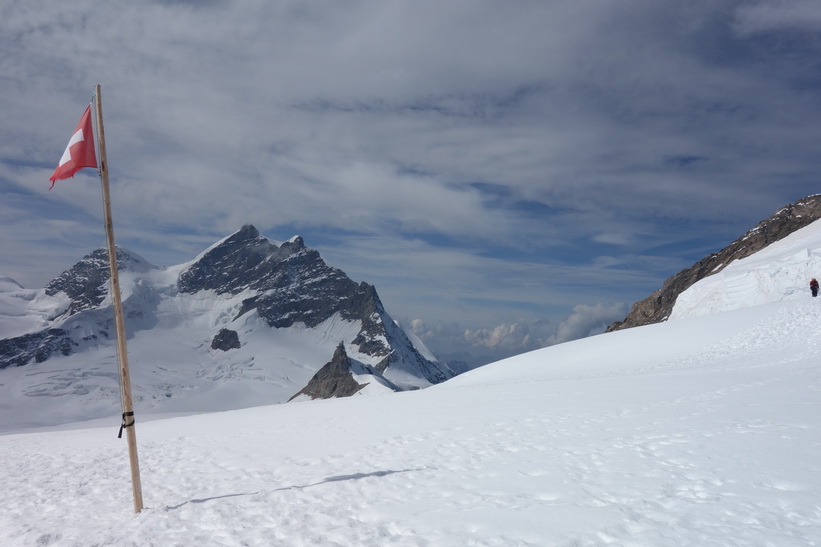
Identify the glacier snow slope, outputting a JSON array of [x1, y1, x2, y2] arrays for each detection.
[[671, 217, 821, 318], [2, 221, 821, 545], [0, 264, 399, 431]]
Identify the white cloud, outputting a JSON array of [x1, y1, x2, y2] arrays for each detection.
[[409, 301, 630, 365], [463, 322, 551, 351], [408, 318, 551, 364], [548, 302, 630, 346], [734, 0, 821, 35]]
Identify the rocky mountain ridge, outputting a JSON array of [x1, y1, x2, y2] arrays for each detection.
[[608, 194, 821, 331], [0, 226, 452, 409]]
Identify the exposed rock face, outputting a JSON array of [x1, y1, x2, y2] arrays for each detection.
[[1, 225, 451, 393], [607, 194, 821, 332], [211, 328, 240, 351], [179, 225, 452, 385], [0, 248, 156, 369], [45, 248, 153, 317], [179, 225, 291, 295], [0, 328, 74, 368], [180, 225, 377, 331], [289, 342, 372, 400]]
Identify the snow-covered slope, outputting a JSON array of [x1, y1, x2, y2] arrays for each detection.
[[2, 221, 821, 545], [2, 287, 820, 545], [671, 218, 821, 318]]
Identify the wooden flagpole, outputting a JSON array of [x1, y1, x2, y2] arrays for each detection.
[[94, 84, 144, 513]]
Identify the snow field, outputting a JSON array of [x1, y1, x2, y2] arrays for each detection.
[[0, 309, 378, 432], [2, 297, 821, 545]]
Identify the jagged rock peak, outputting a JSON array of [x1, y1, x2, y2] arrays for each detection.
[[289, 342, 368, 401], [331, 340, 347, 360], [236, 224, 260, 240], [178, 228, 392, 345], [44, 247, 154, 316], [178, 226, 305, 295], [283, 235, 305, 251], [222, 224, 268, 248], [608, 194, 821, 332]]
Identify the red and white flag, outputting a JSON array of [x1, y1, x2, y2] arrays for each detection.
[[49, 105, 97, 189]]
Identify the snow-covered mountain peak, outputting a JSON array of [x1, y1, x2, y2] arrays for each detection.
[[43, 247, 157, 318], [0, 228, 451, 425], [286, 235, 305, 248], [177, 225, 308, 296]]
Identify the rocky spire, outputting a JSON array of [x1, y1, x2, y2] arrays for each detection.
[[289, 342, 369, 400]]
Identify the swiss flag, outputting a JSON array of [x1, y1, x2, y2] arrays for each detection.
[[49, 105, 97, 189]]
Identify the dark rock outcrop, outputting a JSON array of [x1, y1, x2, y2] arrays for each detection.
[[211, 328, 240, 351], [0, 248, 154, 369], [289, 342, 373, 400], [0, 328, 75, 369], [179, 225, 285, 295], [45, 248, 154, 317], [607, 194, 821, 331], [180, 225, 375, 331]]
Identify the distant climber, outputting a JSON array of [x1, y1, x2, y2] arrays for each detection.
[[811, 278, 819, 297]]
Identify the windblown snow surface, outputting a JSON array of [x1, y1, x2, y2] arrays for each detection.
[[3, 223, 821, 545]]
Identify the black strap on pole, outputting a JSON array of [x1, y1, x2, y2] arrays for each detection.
[[118, 411, 135, 439]]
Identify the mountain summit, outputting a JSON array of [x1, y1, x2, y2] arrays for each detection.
[[0, 227, 452, 424]]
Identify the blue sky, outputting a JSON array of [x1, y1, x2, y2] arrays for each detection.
[[2, 0, 820, 363]]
